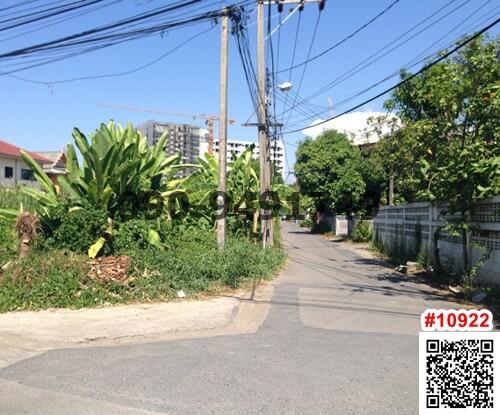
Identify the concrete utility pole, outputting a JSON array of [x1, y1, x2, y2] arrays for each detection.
[[217, 10, 229, 249], [257, 0, 272, 248], [388, 175, 394, 206], [257, 0, 326, 248]]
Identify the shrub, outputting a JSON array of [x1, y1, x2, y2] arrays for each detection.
[[300, 218, 313, 228], [351, 220, 373, 242], [0, 187, 38, 265], [0, 186, 39, 212], [125, 229, 286, 295], [417, 247, 430, 270], [43, 203, 108, 254], [113, 218, 165, 253]]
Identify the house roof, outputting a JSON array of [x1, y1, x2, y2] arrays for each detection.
[[0, 139, 52, 163], [35, 150, 67, 167]]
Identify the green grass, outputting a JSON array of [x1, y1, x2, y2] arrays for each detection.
[[0, 186, 39, 211], [0, 229, 286, 313]]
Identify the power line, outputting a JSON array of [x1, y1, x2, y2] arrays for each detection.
[[0, 1, 70, 19], [277, 0, 402, 74], [233, 8, 260, 116], [3, 25, 215, 85], [277, 0, 472, 120], [0, 3, 248, 75], [0, 0, 203, 59], [403, 1, 497, 68], [279, 9, 302, 123], [0, 0, 123, 43], [283, 2, 498, 128], [0, 0, 105, 33], [282, 17, 500, 135], [0, 0, 47, 16], [284, 10, 322, 125]]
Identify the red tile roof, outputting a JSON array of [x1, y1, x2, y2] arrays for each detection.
[[0, 139, 52, 163]]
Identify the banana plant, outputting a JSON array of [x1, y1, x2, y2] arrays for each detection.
[[21, 121, 187, 219], [19, 121, 191, 256], [182, 145, 291, 234]]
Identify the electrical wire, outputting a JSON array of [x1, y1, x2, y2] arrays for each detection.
[[284, 10, 322, 126], [284, 1, 497, 127], [279, 9, 302, 125], [277, 0, 472, 120], [0, 0, 47, 16], [0, 0, 203, 59], [0, 0, 105, 33], [277, 0, 402, 74], [3, 25, 215, 84], [282, 17, 500, 135], [233, 9, 260, 116], [0, 2, 240, 75], [0, 0, 123, 43]]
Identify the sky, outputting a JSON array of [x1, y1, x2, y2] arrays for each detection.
[[0, 0, 498, 180]]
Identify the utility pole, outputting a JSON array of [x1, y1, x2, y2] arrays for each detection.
[[217, 9, 229, 249], [388, 175, 395, 206], [257, 0, 325, 248], [257, 0, 272, 248]]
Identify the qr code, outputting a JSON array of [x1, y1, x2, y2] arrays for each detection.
[[420, 332, 500, 414]]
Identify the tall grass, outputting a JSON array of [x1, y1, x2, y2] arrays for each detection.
[[0, 186, 39, 211], [0, 232, 286, 312]]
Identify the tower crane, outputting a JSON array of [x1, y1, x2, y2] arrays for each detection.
[[98, 103, 237, 155]]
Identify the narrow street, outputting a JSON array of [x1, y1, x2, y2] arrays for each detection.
[[0, 222, 457, 415]]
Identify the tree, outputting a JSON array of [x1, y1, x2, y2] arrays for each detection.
[[295, 130, 366, 216], [380, 36, 500, 279], [360, 146, 387, 213], [368, 114, 423, 204]]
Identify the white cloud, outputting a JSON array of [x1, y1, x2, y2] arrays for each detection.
[[301, 111, 397, 145]]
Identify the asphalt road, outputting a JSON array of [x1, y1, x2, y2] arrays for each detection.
[[0, 222, 457, 414]]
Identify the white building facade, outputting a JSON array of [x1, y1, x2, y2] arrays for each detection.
[[0, 140, 52, 188], [205, 138, 286, 179]]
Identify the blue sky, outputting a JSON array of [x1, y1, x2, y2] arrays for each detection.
[[0, 0, 498, 177]]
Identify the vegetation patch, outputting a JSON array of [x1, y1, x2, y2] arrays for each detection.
[[0, 123, 287, 313], [0, 230, 285, 313], [351, 220, 373, 243]]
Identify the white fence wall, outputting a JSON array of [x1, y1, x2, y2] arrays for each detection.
[[373, 196, 500, 287]]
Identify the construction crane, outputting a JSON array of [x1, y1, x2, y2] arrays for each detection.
[[98, 103, 237, 155]]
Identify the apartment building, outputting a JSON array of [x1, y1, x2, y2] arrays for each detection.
[[137, 120, 202, 176], [209, 138, 286, 178]]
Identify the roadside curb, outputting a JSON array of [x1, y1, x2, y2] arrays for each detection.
[[0, 281, 275, 369]]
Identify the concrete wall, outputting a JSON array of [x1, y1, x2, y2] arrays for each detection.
[[0, 155, 39, 188], [373, 197, 500, 287], [316, 213, 352, 236]]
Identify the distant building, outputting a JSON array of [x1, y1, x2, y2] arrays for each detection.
[[36, 150, 67, 175], [208, 138, 286, 179], [137, 120, 201, 176], [301, 111, 400, 149], [0, 139, 53, 188]]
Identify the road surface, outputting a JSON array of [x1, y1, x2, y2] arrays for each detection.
[[0, 222, 457, 414]]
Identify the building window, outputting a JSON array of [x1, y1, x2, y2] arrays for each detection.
[[4, 166, 13, 178], [21, 168, 35, 181]]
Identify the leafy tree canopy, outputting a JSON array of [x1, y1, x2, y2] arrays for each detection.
[[372, 36, 499, 276], [295, 130, 367, 215], [377, 36, 500, 207]]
